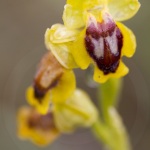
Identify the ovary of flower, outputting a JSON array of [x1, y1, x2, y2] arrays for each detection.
[[45, 0, 140, 83], [17, 107, 59, 146], [26, 52, 76, 114]]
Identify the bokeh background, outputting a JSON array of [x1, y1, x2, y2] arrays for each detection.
[[0, 0, 150, 150]]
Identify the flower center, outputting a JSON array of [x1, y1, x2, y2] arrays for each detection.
[[28, 111, 55, 131], [85, 14, 123, 74]]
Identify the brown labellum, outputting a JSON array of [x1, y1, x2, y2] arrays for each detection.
[[85, 14, 123, 75], [28, 109, 56, 131], [33, 52, 64, 101]]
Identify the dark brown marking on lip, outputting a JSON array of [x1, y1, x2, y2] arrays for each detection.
[[33, 84, 46, 100], [28, 110, 55, 131], [33, 52, 64, 102], [85, 15, 123, 75]]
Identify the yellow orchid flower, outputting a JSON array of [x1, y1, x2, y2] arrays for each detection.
[[71, 12, 136, 83], [17, 106, 60, 146], [26, 52, 76, 114], [18, 88, 98, 141], [45, 0, 140, 83]]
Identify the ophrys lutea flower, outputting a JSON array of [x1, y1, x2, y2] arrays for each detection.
[[27, 52, 76, 114], [18, 88, 98, 144], [45, 0, 140, 83], [17, 107, 59, 146]]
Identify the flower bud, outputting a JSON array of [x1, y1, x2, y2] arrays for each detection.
[[53, 89, 98, 133]]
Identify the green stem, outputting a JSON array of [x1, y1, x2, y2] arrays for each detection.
[[92, 78, 131, 150], [92, 112, 131, 150], [92, 120, 113, 149], [98, 78, 123, 124]]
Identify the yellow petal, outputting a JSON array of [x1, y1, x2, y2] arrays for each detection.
[[108, 0, 140, 21], [51, 70, 76, 103], [94, 61, 129, 83], [46, 42, 78, 69], [117, 22, 136, 57], [45, 25, 79, 69], [26, 86, 51, 115], [72, 29, 91, 69]]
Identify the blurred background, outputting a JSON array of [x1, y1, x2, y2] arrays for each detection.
[[0, 0, 150, 150]]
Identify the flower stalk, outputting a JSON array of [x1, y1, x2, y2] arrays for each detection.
[[92, 78, 131, 150]]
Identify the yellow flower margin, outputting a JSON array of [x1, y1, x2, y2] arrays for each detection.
[[17, 106, 59, 146], [26, 70, 76, 114], [45, 0, 140, 83]]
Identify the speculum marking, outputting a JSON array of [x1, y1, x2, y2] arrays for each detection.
[[85, 15, 123, 75]]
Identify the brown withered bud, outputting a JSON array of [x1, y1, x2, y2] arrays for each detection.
[[85, 14, 123, 75], [33, 52, 64, 99], [28, 109, 56, 131]]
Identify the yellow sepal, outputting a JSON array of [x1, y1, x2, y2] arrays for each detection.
[[66, 0, 105, 9], [108, 0, 140, 21], [53, 89, 98, 133], [63, 4, 86, 29], [45, 24, 79, 69]]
